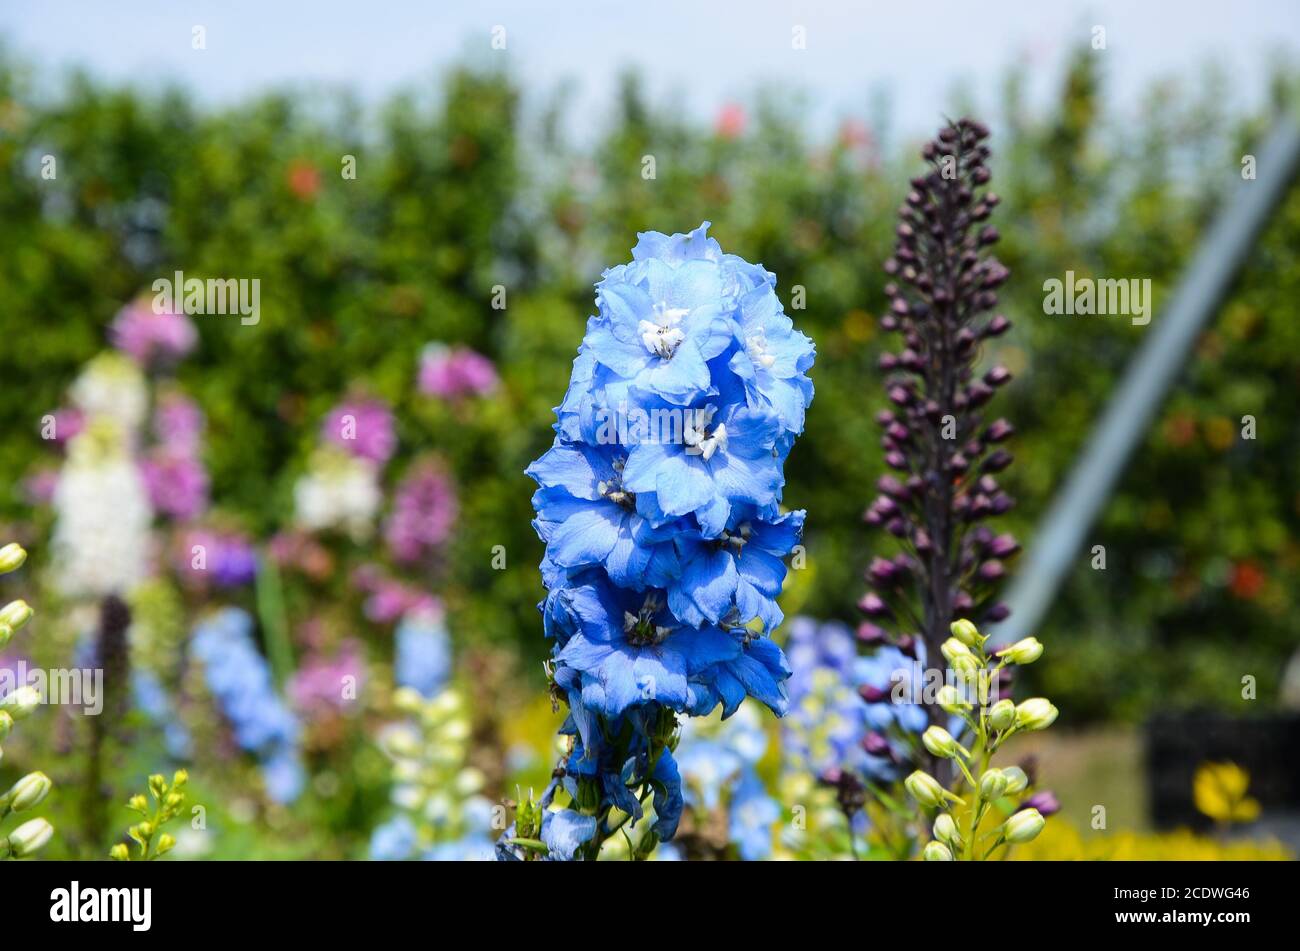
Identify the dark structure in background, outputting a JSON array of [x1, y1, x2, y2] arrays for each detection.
[[1146, 713, 1300, 846]]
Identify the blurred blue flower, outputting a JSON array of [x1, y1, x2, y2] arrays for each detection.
[[729, 771, 779, 861], [394, 607, 451, 697], [132, 669, 193, 760], [369, 815, 417, 861], [191, 607, 304, 803]]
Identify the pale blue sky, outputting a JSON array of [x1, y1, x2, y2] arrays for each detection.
[[2, 1, 1296, 138]]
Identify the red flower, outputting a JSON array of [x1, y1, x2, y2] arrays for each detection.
[[1229, 560, 1265, 600]]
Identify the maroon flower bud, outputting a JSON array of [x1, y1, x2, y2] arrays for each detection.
[[978, 559, 1006, 581], [984, 314, 1010, 337], [895, 634, 918, 658], [887, 385, 912, 407], [868, 557, 898, 584], [1020, 791, 1061, 817], [879, 352, 899, 371], [885, 451, 908, 471], [990, 493, 1014, 514], [984, 365, 1012, 387], [982, 450, 1013, 473], [985, 418, 1014, 442], [988, 533, 1019, 558], [985, 602, 1011, 622], [858, 593, 891, 618], [818, 766, 844, 786], [967, 381, 994, 407], [858, 684, 890, 703], [877, 475, 906, 498], [856, 622, 887, 645], [863, 731, 893, 758]]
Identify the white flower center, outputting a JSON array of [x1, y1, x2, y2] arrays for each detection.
[[684, 406, 727, 461], [745, 332, 777, 369], [639, 302, 690, 359]]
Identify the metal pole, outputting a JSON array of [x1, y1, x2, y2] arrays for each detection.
[[990, 116, 1300, 643]]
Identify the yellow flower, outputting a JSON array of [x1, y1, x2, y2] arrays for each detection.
[[1193, 761, 1260, 824]]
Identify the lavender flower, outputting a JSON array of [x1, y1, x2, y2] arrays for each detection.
[[289, 641, 364, 720], [140, 451, 209, 520], [152, 392, 205, 455], [175, 529, 257, 589], [351, 566, 437, 624], [418, 343, 499, 401], [109, 299, 198, 368], [384, 458, 458, 564], [323, 399, 397, 465]]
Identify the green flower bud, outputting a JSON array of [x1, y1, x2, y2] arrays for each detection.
[[950, 653, 981, 678], [4, 817, 53, 858], [905, 770, 962, 808], [932, 812, 965, 850], [922, 725, 969, 760], [1002, 766, 1029, 795], [0, 710, 12, 742], [988, 698, 1016, 731], [172, 769, 189, 789], [0, 686, 40, 719], [148, 774, 167, 799], [393, 686, 424, 714], [0, 624, 12, 652], [0, 543, 27, 574], [515, 790, 543, 840], [940, 638, 973, 665], [156, 833, 177, 856], [997, 637, 1044, 665], [922, 839, 954, 861], [109, 843, 130, 861], [127, 794, 149, 813], [1003, 808, 1046, 844], [949, 619, 983, 648], [2, 771, 52, 813], [0, 600, 33, 633], [978, 768, 1008, 800], [1015, 698, 1059, 731], [935, 684, 968, 714]]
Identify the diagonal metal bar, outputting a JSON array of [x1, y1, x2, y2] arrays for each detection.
[[990, 116, 1300, 643]]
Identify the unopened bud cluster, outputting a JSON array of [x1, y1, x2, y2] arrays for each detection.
[[0, 544, 55, 861], [369, 686, 491, 859], [907, 619, 1059, 860], [110, 770, 188, 860]]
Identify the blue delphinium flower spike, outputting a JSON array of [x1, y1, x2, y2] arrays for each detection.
[[511, 223, 815, 861]]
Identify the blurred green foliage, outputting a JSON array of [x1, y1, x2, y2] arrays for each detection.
[[1, 44, 1298, 732]]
